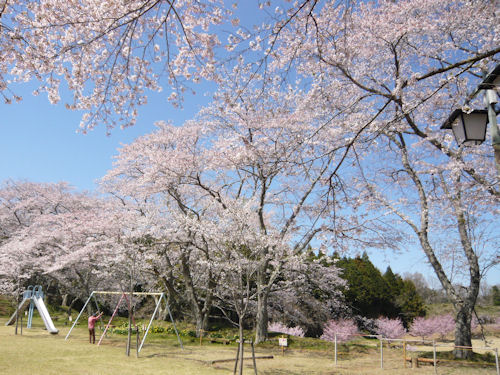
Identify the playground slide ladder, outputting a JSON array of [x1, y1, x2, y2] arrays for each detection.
[[5, 286, 34, 326], [5, 297, 31, 326]]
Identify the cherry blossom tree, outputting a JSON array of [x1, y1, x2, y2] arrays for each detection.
[[268, 253, 347, 337], [102, 135, 225, 336], [0, 180, 78, 292], [409, 316, 438, 341], [29, 192, 171, 352], [101, 74, 370, 341], [3, 1, 497, 359], [253, 0, 500, 359], [0, 179, 160, 315], [432, 314, 456, 340], [321, 318, 358, 343], [0, 180, 124, 321], [195, 198, 282, 369], [375, 317, 406, 339], [410, 314, 457, 341]]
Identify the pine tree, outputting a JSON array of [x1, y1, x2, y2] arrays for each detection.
[[337, 255, 426, 325], [492, 286, 500, 306], [337, 253, 392, 318]]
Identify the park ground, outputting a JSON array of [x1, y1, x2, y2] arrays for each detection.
[[0, 315, 499, 375]]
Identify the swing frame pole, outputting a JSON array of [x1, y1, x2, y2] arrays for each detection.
[[138, 293, 183, 352], [98, 293, 125, 346], [138, 293, 163, 352], [165, 294, 183, 349], [65, 292, 94, 340]]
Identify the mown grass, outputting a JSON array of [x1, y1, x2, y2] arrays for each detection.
[[0, 317, 224, 375], [1, 314, 499, 375]]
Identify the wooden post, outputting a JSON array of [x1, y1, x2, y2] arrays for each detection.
[[20, 312, 23, 335], [233, 340, 240, 375], [433, 340, 437, 374], [136, 327, 139, 358], [379, 337, 383, 369], [239, 338, 244, 375], [414, 356, 419, 368], [251, 339, 258, 375], [15, 308, 18, 335], [334, 334, 337, 365], [403, 340, 406, 368], [15, 282, 20, 335], [126, 290, 133, 357]]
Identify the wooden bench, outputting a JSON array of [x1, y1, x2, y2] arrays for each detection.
[[405, 356, 439, 368], [209, 338, 231, 345]]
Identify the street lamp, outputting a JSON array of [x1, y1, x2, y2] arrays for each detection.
[[441, 64, 500, 175], [441, 108, 489, 146]]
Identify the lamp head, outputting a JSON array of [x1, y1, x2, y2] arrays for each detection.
[[441, 109, 489, 146]]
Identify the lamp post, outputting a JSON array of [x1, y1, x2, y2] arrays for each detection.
[[441, 64, 500, 176], [480, 65, 500, 176]]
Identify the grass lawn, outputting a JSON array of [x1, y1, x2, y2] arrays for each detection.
[[1, 315, 499, 375]]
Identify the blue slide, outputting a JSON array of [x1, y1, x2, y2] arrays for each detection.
[[5, 286, 58, 334], [32, 295, 58, 334]]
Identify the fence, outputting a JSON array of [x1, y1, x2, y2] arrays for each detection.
[[332, 334, 499, 374]]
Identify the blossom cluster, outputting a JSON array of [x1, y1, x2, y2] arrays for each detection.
[[321, 319, 358, 343], [409, 314, 455, 340], [374, 317, 406, 339], [268, 322, 305, 337]]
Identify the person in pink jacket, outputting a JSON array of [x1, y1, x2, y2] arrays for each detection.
[[88, 312, 103, 344]]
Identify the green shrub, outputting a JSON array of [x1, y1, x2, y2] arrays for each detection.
[[148, 326, 165, 334]]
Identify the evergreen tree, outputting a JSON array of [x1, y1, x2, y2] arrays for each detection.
[[383, 266, 403, 317], [337, 254, 426, 325], [396, 280, 427, 326], [384, 267, 426, 326], [337, 252, 393, 318], [492, 286, 500, 306]]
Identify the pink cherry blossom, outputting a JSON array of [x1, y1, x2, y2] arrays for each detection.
[[321, 319, 358, 343], [375, 317, 406, 339], [268, 322, 305, 337]]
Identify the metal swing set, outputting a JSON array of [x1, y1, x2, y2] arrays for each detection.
[[65, 291, 183, 352]]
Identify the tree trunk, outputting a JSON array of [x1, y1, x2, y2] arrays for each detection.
[[453, 305, 473, 359], [396, 141, 480, 360], [255, 286, 269, 343], [238, 317, 245, 375], [182, 267, 206, 336], [153, 295, 168, 321], [66, 297, 77, 322], [126, 305, 132, 356], [192, 304, 211, 337], [180, 252, 213, 337], [61, 294, 69, 307]]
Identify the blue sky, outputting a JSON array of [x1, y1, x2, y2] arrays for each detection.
[[0, 81, 212, 191]]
